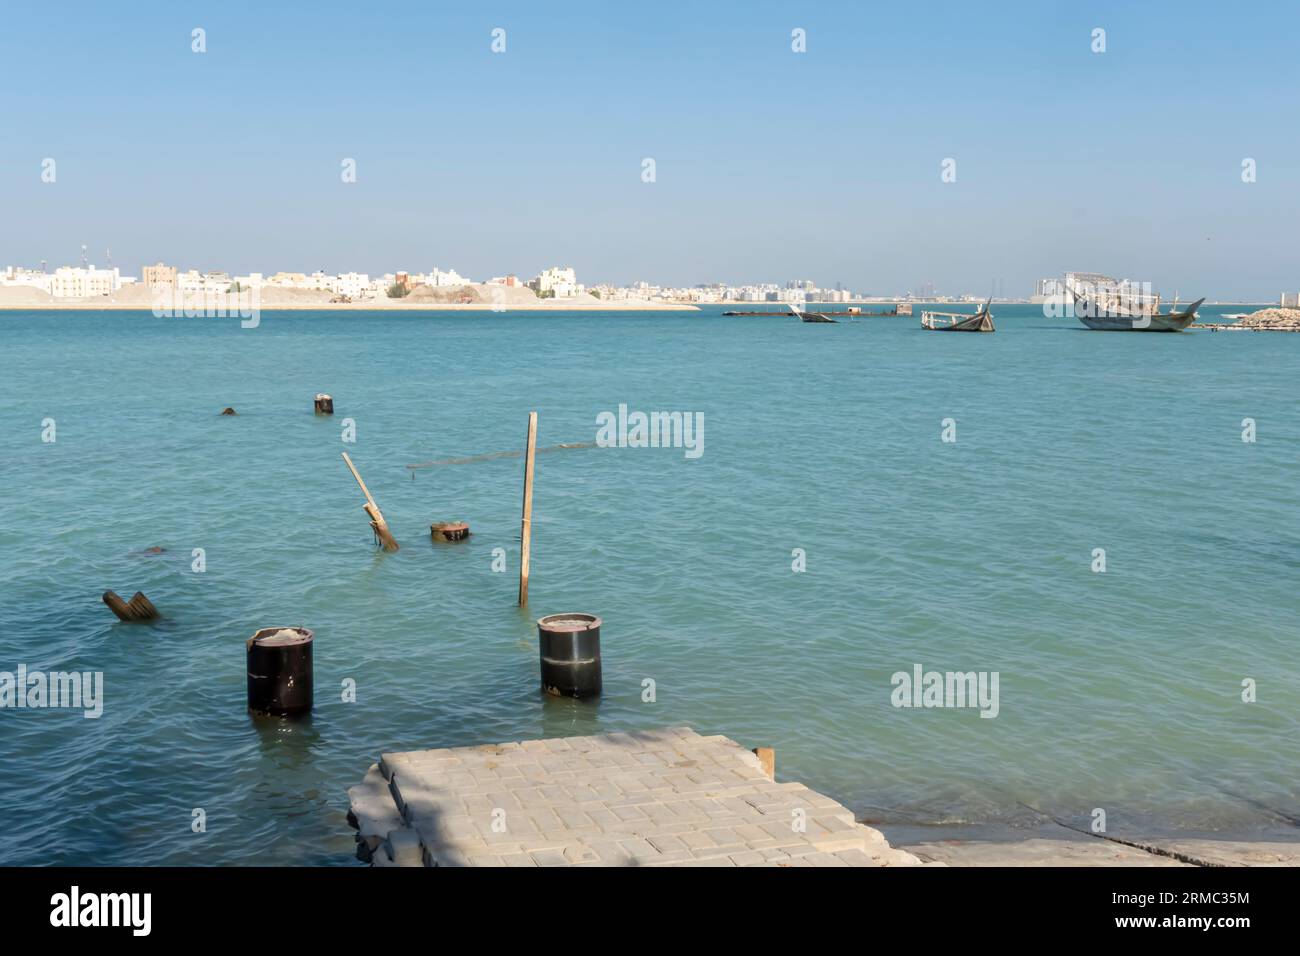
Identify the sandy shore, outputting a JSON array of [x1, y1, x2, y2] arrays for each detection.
[[0, 285, 697, 312]]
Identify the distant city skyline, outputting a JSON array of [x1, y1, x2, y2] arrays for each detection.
[[2, 1, 1297, 298]]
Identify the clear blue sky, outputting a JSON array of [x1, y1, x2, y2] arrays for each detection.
[[1, 0, 1296, 297]]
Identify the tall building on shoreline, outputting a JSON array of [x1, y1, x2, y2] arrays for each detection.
[[142, 262, 177, 290], [529, 266, 579, 298], [50, 265, 126, 297]]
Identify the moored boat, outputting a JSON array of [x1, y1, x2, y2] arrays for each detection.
[[1071, 291, 1204, 331], [1062, 272, 1204, 331]]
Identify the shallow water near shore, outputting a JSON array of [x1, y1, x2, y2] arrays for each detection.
[[1, 304, 1297, 865]]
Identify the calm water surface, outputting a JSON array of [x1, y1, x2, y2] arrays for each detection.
[[1, 304, 1297, 864]]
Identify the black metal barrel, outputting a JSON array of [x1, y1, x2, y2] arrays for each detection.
[[246, 626, 314, 716], [538, 613, 602, 699]]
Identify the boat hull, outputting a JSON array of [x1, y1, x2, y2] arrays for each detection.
[[935, 313, 994, 332], [1077, 312, 1195, 332], [1074, 296, 1204, 332], [921, 310, 994, 332]]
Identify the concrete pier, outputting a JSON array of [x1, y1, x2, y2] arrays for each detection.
[[347, 726, 925, 867]]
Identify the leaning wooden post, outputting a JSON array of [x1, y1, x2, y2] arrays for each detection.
[[518, 411, 538, 606], [341, 452, 399, 551]]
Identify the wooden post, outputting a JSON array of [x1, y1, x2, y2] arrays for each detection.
[[341, 452, 399, 551], [518, 411, 538, 606], [752, 747, 775, 780]]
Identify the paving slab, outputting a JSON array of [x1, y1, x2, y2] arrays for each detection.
[[879, 823, 1300, 867], [348, 727, 923, 867]]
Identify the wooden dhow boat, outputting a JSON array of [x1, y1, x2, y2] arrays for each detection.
[[1070, 290, 1204, 332], [921, 299, 995, 332]]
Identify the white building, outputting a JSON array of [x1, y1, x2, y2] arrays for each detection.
[[1282, 292, 1299, 308], [369, 274, 405, 297], [330, 272, 371, 298], [50, 266, 123, 298], [529, 266, 579, 298], [425, 267, 469, 287], [177, 270, 233, 294], [816, 289, 852, 303], [0, 266, 54, 293], [264, 272, 311, 289]]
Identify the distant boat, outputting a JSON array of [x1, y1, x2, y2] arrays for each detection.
[[1071, 290, 1204, 332], [921, 299, 994, 332]]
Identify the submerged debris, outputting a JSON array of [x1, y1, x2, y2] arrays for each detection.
[[430, 521, 471, 542], [102, 590, 159, 622]]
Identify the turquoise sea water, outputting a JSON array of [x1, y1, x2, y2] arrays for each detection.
[[1, 304, 1297, 865]]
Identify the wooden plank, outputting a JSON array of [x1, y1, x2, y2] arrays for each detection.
[[518, 412, 538, 607], [343, 452, 399, 551], [341, 452, 378, 511]]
